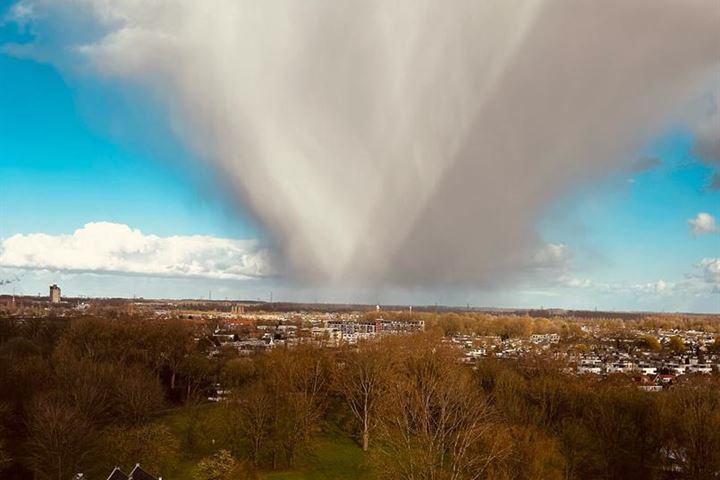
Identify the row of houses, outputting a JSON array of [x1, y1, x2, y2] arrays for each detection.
[[576, 354, 718, 376], [205, 316, 427, 359]]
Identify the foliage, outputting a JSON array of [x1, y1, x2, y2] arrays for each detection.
[[101, 423, 180, 474], [642, 335, 661, 351], [668, 335, 686, 352], [193, 449, 237, 480]]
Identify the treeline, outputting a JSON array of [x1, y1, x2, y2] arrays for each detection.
[[361, 311, 582, 338], [367, 311, 720, 338], [1, 315, 719, 479], [0, 315, 214, 479], [220, 336, 720, 479]]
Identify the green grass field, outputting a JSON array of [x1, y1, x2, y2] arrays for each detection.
[[258, 433, 371, 480]]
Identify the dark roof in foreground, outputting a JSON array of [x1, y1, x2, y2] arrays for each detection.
[[106, 467, 129, 480], [73, 464, 158, 480], [128, 464, 158, 480]]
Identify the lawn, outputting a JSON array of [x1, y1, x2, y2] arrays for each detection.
[[259, 432, 371, 480]]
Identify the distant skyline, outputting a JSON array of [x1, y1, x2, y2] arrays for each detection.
[[0, 0, 718, 312]]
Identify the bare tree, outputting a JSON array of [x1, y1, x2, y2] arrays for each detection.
[[155, 318, 193, 390], [661, 377, 720, 480], [230, 346, 329, 469], [227, 382, 272, 466], [53, 355, 118, 424], [375, 337, 506, 480], [264, 345, 329, 468], [334, 340, 394, 450], [180, 353, 214, 405], [26, 395, 96, 480], [113, 366, 165, 424]]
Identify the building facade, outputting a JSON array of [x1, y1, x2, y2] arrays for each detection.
[[49, 284, 61, 303]]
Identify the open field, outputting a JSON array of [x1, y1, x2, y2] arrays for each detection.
[[258, 434, 369, 480]]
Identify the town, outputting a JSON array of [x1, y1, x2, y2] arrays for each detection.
[[3, 286, 719, 394], [1, 288, 719, 480]]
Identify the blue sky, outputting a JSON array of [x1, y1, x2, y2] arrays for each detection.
[[542, 132, 718, 279], [0, 0, 718, 311], [0, 47, 258, 240]]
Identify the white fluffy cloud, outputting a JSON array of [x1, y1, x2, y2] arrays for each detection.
[[530, 243, 570, 270], [697, 258, 720, 286], [0, 222, 272, 279], [688, 212, 719, 236]]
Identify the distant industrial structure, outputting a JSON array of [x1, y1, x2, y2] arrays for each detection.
[[49, 284, 61, 303]]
